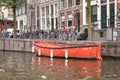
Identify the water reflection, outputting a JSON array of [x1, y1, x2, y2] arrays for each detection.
[[0, 51, 119, 80], [33, 56, 101, 78]]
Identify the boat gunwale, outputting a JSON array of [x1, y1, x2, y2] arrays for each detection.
[[33, 43, 99, 49]]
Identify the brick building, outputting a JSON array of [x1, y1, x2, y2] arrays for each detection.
[[117, 0, 120, 27], [58, 0, 82, 31], [26, 0, 37, 31], [25, 0, 118, 40], [40, 0, 58, 30]]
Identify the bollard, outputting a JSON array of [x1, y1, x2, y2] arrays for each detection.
[[65, 49, 68, 59], [50, 50, 54, 58], [38, 49, 41, 56], [65, 59, 68, 67], [50, 58, 53, 66], [32, 45, 34, 53]]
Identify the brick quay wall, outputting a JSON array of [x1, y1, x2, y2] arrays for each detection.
[[0, 38, 120, 58]]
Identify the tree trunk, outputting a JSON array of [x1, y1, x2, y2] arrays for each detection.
[[86, 0, 92, 40], [13, 2, 16, 37]]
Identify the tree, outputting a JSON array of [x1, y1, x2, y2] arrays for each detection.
[[0, 0, 26, 37], [86, 0, 92, 40]]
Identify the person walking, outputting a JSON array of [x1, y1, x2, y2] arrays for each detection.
[[74, 27, 78, 40], [62, 27, 67, 40]]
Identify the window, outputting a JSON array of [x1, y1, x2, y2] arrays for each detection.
[[91, 5, 97, 22], [61, 0, 65, 9], [109, 0, 114, 2], [42, 18, 45, 28], [41, 0, 45, 3], [118, 8, 120, 12], [8, 8, 13, 18], [37, 6, 40, 28], [68, 20, 72, 26], [101, 0, 106, 3], [68, 0, 72, 7], [2, 12, 4, 19], [42, 7, 45, 28], [46, 6, 49, 16], [20, 20, 23, 30], [46, 18, 50, 28], [55, 4, 57, 16], [61, 15, 65, 28], [37, 6, 40, 18], [110, 3, 115, 27], [37, 19, 40, 29], [51, 18, 54, 30], [61, 22, 65, 28], [68, 14, 73, 27], [42, 7, 45, 17], [36, 0, 40, 2], [31, 0, 35, 3], [101, 5, 107, 28], [100, 32, 103, 38], [51, 5, 54, 17], [76, 0, 80, 5], [56, 18, 58, 29], [21, 6, 25, 14], [118, 16, 120, 21], [8, 12, 13, 18], [46, 6, 49, 28]]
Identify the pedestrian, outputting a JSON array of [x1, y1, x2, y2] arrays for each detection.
[[74, 27, 78, 35], [16, 30, 20, 38], [62, 27, 67, 40], [74, 27, 78, 40]]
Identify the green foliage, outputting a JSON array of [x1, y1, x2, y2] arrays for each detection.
[[77, 33, 88, 40], [0, 0, 26, 37], [0, 0, 26, 9]]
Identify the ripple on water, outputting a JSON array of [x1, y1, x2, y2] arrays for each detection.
[[0, 69, 5, 72], [0, 51, 120, 80]]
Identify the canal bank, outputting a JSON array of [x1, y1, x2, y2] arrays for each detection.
[[0, 38, 33, 52], [0, 38, 120, 58]]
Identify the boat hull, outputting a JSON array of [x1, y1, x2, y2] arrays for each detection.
[[33, 40, 102, 60]]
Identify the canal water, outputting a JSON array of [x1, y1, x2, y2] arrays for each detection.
[[0, 51, 119, 80]]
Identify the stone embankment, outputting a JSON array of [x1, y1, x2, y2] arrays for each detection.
[[0, 38, 33, 52], [0, 38, 120, 58], [101, 41, 120, 58]]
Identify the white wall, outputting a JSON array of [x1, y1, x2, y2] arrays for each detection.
[[16, 15, 27, 32]]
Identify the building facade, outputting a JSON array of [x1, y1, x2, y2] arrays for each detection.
[[97, 0, 117, 40], [16, 1, 27, 32], [100, 0, 117, 28], [117, 0, 120, 39], [26, 0, 41, 31], [0, 7, 13, 32], [58, 0, 82, 31], [40, 0, 58, 30], [83, 0, 117, 40], [0, 7, 13, 20], [24, 0, 118, 40], [117, 0, 120, 27]]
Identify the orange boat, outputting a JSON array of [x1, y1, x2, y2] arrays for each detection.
[[33, 40, 102, 60]]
